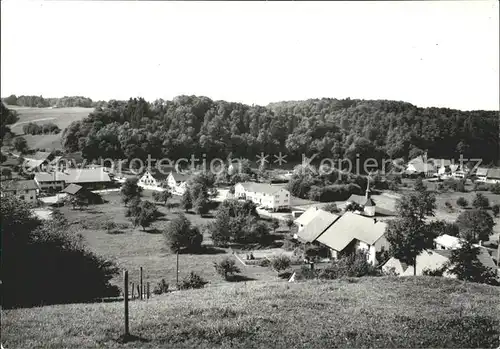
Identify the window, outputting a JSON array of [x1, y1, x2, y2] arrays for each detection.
[[25, 190, 29, 194], [286, 194, 289, 197], [30, 196, 33, 200], [19, 195, 25, 200]]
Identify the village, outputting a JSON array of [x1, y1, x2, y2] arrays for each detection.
[[1, 148, 500, 288]]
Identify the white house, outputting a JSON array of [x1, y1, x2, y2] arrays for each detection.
[[382, 247, 497, 277], [294, 206, 325, 232], [234, 182, 291, 211], [167, 171, 192, 195], [0, 180, 39, 204], [475, 167, 489, 182], [315, 212, 390, 265], [406, 155, 436, 177], [434, 234, 463, 250], [138, 170, 169, 191], [486, 169, 500, 184]]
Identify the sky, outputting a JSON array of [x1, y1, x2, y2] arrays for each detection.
[[1, 1, 499, 111]]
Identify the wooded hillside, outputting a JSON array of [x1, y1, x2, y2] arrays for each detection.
[[58, 96, 499, 167]]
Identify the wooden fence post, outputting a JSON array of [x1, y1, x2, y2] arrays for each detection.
[[131, 283, 135, 300], [147, 282, 150, 300], [136, 284, 140, 299], [123, 270, 129, 336], [140, 267, 143, 300]]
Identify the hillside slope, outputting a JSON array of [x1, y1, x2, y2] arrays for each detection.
[[2, 277, 499, 348]]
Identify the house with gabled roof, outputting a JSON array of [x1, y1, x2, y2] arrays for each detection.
[[62, 183, 103, 205], [405, 155, 436, 177], [294, 209, 340, 243], [486, 168, 500, 184], [234, 182, 291, 211], [0, 179, 39, 203], [315, 212, 389, 265], [475, 167, 489, 182], [34, 168, 111, 192]]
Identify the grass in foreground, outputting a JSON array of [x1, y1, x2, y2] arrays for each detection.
[[3, 277, 499, 348]]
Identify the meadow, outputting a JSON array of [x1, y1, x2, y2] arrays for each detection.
[[3, 276, 499, 348], [61, 190, 279, 289], [8, 106, 93, 150]]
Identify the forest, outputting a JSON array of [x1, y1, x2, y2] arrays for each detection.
[[60, 96, 499, 168], [2, 94, 103, 108]]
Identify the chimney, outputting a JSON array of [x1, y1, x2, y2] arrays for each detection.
[[373, 218, 377, 224], [365, 177, 371, 200], [478, 240, 482, 246]]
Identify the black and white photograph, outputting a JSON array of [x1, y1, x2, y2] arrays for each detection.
[[1, 1, 499, 348]]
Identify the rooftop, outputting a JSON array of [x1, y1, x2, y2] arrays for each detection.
[[35, 168, 111, 184], [238, 182, 287, 195], [1, 179, 39, 191], [316, 212, 387, 252], [296, 210, 340, 243]]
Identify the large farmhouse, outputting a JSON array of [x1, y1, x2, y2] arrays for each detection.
[[0, 179, 39, 204], [234, 182, 291, 211], [34, 168, 112, 192]]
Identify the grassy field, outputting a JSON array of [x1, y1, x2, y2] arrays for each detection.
[[7, 106, 93, 150], [60, 190, 279, 288], [3, 276, 499, 348], [399, 180, 500, 242]]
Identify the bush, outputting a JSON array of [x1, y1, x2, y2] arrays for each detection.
[[153, 279, 169, 295], [473, 183, 489, 192], [491, 183, 500, 195], [319, 250, 380, 279], [179, 272, 207, 290], [1, 196, 119, 308], [456, 197, 468, 208], [323, 202, 340, 214], [213, 257, 241, 280], [259, 258, 270, 267], [282, 238, 298, 251], [422, 267, 445, 276], [472, 193, 489, 209], [492, 204, 500, 217], [270, 255, 291, 273]]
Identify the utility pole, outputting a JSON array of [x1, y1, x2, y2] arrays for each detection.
[[123, 270, 129, 336], [176, 250, 179, 287], [140, 267, 143, 300]]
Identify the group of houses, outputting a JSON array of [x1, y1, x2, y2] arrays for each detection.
[[137, 169, 191, 195], [405, 153, 500, 183], [382, 234, 498, 277], [292, 185, 391, 265], [0, 150, 113, 204]]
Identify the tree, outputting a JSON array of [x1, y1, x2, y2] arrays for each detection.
[[67, 195, 88, 210], [323, 203, 339, 214], [386, 218, 436, 275], [152, 189, 172, 206], [213, 257, 241, 281], [456, 209, 494, 243], [456, 197, 468, 208], [13, 137, 28, 153], [428, 220, 459, 237], [164, 213, 203, 252], [193, 195, 210, 216], [1, 167, 12, 179], [1, 196, 119, 308], [386, 185, 437, 275], [271, 219, 280, 232], [286, 218, 295, 230], [472, 193, 490, 209], [492, 204, 500, 217], [129, 200, 158, 231], [181, 190, 192, 212], [120, 177, 142, 206], [270, 255, 291, 273], [0, 104, 19, 139], [446, 241, 499, 285]]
